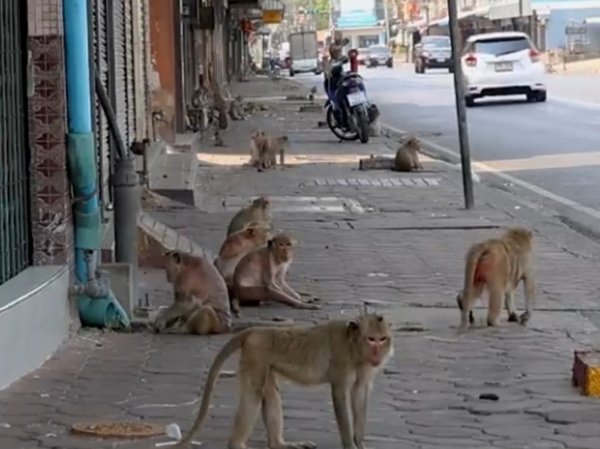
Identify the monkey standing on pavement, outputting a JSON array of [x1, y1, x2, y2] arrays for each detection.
[[456, 227, 536, 333], [172, 313, 394, 449]]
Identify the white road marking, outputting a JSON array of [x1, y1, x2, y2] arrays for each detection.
[[382, 122, 600, 221]]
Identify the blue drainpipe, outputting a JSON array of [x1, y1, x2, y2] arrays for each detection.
[[63, 0, 129, 328]]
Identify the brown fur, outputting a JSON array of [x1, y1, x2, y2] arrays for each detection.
[[173, 313, 394, 449], [155, 250, 231, 335], [456, 227, 535, 333], [226, 196, 272, 237], [214, 221, 272, 317], [232, 233, 320, 310], [393, 137, 423, 172]]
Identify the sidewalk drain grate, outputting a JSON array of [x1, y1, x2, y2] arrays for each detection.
[[313, 177, 441, 187], [223, 195, 365, 214]]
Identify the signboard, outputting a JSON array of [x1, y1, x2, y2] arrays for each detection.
[[262, 9, 284, 24], [335, 0, 378, 28]]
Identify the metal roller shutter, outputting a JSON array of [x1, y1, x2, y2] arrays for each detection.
[[124, 0, 136, 142], [113, 0, 129, 147], [92, 0, 112, 207]]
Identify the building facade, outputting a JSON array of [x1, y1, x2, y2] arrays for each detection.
[[0, 0, 152, 390]]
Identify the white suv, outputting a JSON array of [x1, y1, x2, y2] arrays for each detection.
[[461, 31, 546, 107]]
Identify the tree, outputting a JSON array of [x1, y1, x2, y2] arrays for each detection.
[[296, 0, 331, 30]]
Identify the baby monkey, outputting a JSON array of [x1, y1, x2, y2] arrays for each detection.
[[173, 313, 394, 449], [393, 136, 423, 172]]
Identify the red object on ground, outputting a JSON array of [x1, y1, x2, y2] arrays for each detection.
[[348, 48, 359, 72]]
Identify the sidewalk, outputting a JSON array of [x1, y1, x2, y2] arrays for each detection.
[[3, 76, 600, 449]]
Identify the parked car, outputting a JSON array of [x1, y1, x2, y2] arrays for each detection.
[[366, 45, 393, 68], [414, 35, 453, 73], [461, 31, 547, 107], [357, 47, 369, 65]]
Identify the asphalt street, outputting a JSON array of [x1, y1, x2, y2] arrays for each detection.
[[294, 65, 600, 237]]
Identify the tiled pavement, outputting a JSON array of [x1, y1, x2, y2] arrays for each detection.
[[3, 77, 600, 449]]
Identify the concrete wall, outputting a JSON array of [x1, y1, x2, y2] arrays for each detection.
[[0, 267, 70, 390]]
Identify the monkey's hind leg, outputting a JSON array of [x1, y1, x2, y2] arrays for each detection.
[[504, 292, 519, 323], [519, 275, 536, 326], [228, 359, 266, 449], [486, 284, 504, 327], [262, 370, 316, 449]]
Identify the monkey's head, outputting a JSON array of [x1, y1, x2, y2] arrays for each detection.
[[405, 137, 420, 151], [163, 250, 186, 283], [243, 221, 271, 244], [267, 233, 297, 261], [503, 227, 533, 248], [250, 129, 266, 140], [252, 196, 270, 212], [346, 313, 393, 368]]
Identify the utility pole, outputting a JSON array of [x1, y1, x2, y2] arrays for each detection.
[[447, 0, 474, 209], [383, 0, 391, 44]]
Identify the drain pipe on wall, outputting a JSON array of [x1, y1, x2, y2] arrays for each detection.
[[63, 0, 129, 328]]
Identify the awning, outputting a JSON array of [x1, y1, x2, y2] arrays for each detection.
[[488, 0, 532, 20], [427, 6, 490, 27], [586, 16, 600, 24]]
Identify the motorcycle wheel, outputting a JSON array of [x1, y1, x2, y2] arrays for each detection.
[[354, 105, 370, 144], [326, 106, 359, 141]]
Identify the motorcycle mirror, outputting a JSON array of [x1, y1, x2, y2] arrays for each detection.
[[341, 37, 350, 46]]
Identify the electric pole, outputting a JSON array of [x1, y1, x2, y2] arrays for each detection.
[[447, 0, 474, 209]]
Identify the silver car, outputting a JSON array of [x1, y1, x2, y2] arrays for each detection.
[[366, 45, 393, 68]]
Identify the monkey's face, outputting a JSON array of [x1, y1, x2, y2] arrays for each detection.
[[163, 250, 184, 283], [270, 234, 296, 260], [348, 314, 393, 367]]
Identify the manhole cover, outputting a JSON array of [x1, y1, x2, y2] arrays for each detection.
[[223, 195, 365, 213], [71, 421, 165, 439], [313, 177, 440, 187]]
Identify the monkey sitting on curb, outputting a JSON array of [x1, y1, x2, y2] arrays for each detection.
[[172, 313, 394, 449], [226, 195, 272, 237], [155, 250, 232, 335], [456, 227, 536, 333], [214, 221, 272, 317], [392, 136, 423, 172], [232, 233, 319, 310]]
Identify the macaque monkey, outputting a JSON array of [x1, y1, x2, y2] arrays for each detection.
[[230, 95, 246, 121], [155, 250, 231, 335], [456, 227, 536, 333], [232, 233, 319, 310], [173, 313, 394, 449], [258, 135, 288, 171], [226, 196, 272, 237], [213, 83, 229, 130], [248, 129, 267, 168], [215, 221, 272, 317], [392, 137, 423, 172], [248, 131, 288, 172]]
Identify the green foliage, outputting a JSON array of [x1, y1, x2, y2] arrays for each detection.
[[295, 0, 331, 30]]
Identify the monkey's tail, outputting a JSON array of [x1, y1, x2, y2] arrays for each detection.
[[175, 329, 252, 447], [462, 244, 489, 302]]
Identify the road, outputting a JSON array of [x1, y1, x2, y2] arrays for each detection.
[[294, 66, 600, 236]]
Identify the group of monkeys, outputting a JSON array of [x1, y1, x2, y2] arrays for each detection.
[[153, 189, 537, 449]]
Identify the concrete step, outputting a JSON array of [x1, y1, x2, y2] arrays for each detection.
[[148, 150, 198, 206]]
